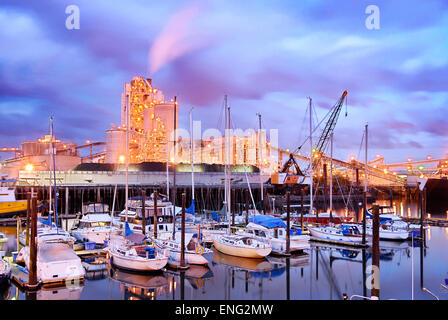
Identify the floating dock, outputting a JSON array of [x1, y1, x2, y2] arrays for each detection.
[[10, 264, 42, 291]]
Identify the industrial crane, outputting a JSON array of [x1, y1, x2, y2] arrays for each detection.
[[272, 90, 348, 185]]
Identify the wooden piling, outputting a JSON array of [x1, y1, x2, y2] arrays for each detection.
[[371, 204, 380, 298], [286, 191, 291, 255], [29, 197, 38, 288], [301, 188, 304, 231], [362, 191, 367, 244], [181, 193, 186, 268], [245, 189, 249, 225], [232, 188, 235, 230], [142, 189, 146, 237], [26, 191, 31, 246], [154, 190, 158, 239]]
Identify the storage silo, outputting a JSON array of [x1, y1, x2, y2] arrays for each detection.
[[105, 128, 126, 163]]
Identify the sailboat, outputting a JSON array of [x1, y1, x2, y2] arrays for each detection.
[[106, 223, 168, 272], [153, 108, 213, 266], [212, 97, 272, 259], [304, 100, 365, 244], [240, 215, 310, 255]]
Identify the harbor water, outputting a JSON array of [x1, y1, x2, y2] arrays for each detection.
[[1, 198, 447, 300]]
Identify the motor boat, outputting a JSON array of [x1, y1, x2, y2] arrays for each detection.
[[241, 215, 310, 255], [19, 217, 75, 247], [308, 224, 365, 243], [212, 233, 272, 259], [17, 242, 85, 285], [152, 233, 212, 266], [105, 225, 168, 272], [71, 213, 121, 244], [112, 194, 179, 240]]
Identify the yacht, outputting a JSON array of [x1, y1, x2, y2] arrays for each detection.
[[359, 221, 410, 240], [366, 206, 423, 234], [17, 242, 85, 285], [113, 194, 180, 240], [72, 203, 121, 244]]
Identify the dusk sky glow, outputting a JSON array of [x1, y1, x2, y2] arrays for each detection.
[[1, 0, 447, 162]]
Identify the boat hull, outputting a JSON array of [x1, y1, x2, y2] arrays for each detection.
[[72, 228, 121, 244], [308, 227, 364, 243], [108, 251, 168, 272], [212, 239, 271, 259], [271, 236, 310, 255]]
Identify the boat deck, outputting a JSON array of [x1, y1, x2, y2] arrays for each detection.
[[10, 264, 42, 291], [309, 236, 370, 248]]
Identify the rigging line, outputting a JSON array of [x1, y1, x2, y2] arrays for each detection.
[[230, 112, 259, 213]]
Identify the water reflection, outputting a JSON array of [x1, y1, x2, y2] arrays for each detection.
[[108, 266, 170, 300], [36, 285, 84, 300]]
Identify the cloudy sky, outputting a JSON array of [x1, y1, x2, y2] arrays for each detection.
[[0, 0, 447, 162]]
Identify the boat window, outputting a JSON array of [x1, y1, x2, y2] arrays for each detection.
[[159, 225, 163, 231]]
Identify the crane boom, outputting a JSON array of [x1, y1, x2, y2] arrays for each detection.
[[314, 90, 347, 154]]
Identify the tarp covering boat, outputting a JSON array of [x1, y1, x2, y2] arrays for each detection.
[[249, 215, 286, 229]]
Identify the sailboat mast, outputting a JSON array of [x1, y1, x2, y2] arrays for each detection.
[[224, 95, 228, 227], [190, 108, 195, 201], [330, 132, 333, 221], [309, 97, 313, 215], [257, 113, 263, 213], [362, 123, 368, 244], [50, 116, 59, 233], [125, 92, 129, 224]]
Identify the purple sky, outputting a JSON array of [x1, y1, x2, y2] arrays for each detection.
[[0, 0, 447, 163]]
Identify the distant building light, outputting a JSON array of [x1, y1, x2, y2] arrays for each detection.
[[118, 155, 125, 164], [25, 164, 34, 171]]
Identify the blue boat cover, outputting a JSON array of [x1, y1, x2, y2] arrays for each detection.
[[125, 222, 133, 236], [249, 215, 286, 229], [185, 199, 195, 215], [38, 215, 53, 227]]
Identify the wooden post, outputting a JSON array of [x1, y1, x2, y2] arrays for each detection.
[[65, 187, 69, 231], [154, 191, 158, 239], [362, 190, 367, 244], [231, 188, 235, 231], [16, 215, 20, 253], [142, 189, 146, 237], [371, 204, 380, 298], [29, 197, 38, 287], [389, 187, 393, 208], [301, 188, 304, 231], [181, 193, 186, 267], [245, 189, 249, 225], [286, 191, 291, 255], [26, 191, 31, 246], [323, 163, 328, 211]]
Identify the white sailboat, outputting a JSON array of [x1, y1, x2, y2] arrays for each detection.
[[106, 226, 168, 272], [304, 100, 364, 244], [152, 234, 212, 266], [212, 97, 272, 259], [241, 216, 310, 255]]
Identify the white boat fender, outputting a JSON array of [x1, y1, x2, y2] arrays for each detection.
[[195, 246, 205, 255], [158, 217, 163, 223]]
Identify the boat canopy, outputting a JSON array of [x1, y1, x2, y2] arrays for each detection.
[[249, 215, 286, 229], [80, 213, 112, 223]]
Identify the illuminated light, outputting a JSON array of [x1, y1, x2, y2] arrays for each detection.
[[25, 164, 34, 171], [86, 140, 91, 144], [427, 155, 432, 160], [408, 208, 411, 217], [373, 165, 377, 168], [383, 168, 388, 174], [376, 154, 381, 158], [407, 158, 412, 162], [393, 172, 397, 175], [428, 227, 431, 241], [119, 155, 125, 164]]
